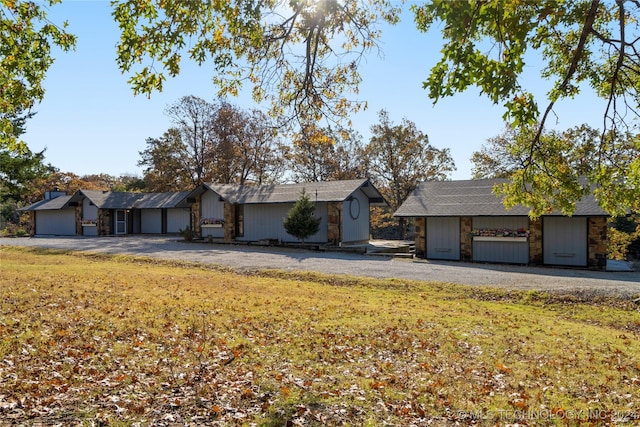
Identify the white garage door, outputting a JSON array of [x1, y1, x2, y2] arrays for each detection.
[[543, 217, 587, 267], [141, 209, 162, 234], [35, 210, 76, 236], [426, 217, 460, 260], [167, 208, 190, 233]]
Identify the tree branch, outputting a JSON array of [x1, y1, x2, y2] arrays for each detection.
[[602, 0, 626, 150], [530, 0, 600, 164]]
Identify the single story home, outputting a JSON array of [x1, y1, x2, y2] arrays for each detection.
[[394, 179, 609, 268], [20, 189, 77, 236], [21, 189, 191, 236], [177, 178, 387, 244]]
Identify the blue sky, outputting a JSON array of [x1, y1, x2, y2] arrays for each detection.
[[23, 1, 606, 181]]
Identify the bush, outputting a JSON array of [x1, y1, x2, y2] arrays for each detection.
[[178, 226, 194, 241], [608, 216, 640, 260], [608, 227, 634, 260], [1, 223, 29, 237]]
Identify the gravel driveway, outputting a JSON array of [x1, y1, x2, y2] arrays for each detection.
[[2, 236, 640, 297]]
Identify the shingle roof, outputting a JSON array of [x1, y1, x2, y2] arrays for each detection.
[[180, 179, 388, 206], [21, 190, 191, 211], [21, 181, 388, 212], [132, 192, 191, 209], [394, 179, 608, 217], [74, 190, 193, 209], [74, 190, 144, 209], [18, 195, 73, 211]]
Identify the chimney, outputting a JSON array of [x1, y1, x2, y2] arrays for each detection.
[[45, 188, 67, 200]]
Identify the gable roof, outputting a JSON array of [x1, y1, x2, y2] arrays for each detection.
[[21, 190, 191, 211], [394, 179, 608, 217], [124, 191, 191, 209], [18, 195, 73, 211], [71, 190, 144, 209], [179, 179, 388, 207], [71, 190, 192, 209]]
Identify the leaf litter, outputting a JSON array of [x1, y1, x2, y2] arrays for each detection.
[[1, 248, 639, 426]]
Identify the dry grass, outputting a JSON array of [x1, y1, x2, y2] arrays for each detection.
[[1, 246, 639, 426]]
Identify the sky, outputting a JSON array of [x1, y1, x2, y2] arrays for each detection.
[[23, 0, 607, 181]]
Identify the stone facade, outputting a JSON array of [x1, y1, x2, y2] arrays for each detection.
[[98, 209, 111, 236], [75, 205, 83, 235], [327, 202, 342, 244], [528, 218, 543, 265], [191, 195, 202, 238], [28, 211, 35, 236], [588, 217, 608, 269], [223, 202, 236, 241], [460, 216, 473, 262], [414, 217, 426, 258]]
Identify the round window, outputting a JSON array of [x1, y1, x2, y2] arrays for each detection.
[[349, 197, 360, 220]]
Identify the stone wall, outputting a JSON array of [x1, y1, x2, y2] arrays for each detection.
[[327, 202, 342, 244], [75, 205, 83, 235], [28, 211, 35, 236], [223, 202, 236, 241], [98, 209, 111, 235], [191, 195, 201, 238], [414, 217, 426, 258], [460, 216, 472, 261], [528, 218, 543, 265], [588, 217, 608, 269]]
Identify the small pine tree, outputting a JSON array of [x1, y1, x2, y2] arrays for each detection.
[[284, 188, 321, 243]]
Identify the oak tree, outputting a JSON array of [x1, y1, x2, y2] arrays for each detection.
[[471, 123, 638, 216], [1, 0, 75, 152], [365, 110, 455, 239], [165, 95, 217, 186], [235, 109, 287, 185], [138, 129, 193, 191], [7, 1, 639, 216], [364, 110, 455, 213], [288, 124, 365, 182], [142, 96, 285, 187], [208, 102, 285, 184], [414, 0, 640, 215], [111, 0, 401, 128]]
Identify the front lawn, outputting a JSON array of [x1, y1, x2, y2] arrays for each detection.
[[1, 247, 639, 426]]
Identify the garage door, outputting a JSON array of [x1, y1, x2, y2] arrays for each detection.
[[543, 217, 587, 267], [141, 209, 162, 234], [167, 208, 190, 233], [35, 209, 76, 236], [426, 217, 460, 260]]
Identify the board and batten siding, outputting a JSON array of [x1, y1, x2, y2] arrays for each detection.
[[141, 209, 162, 234], [543, 217, 587, 267], [201, 191, 225, 238], [35, 209, 76, 236], [426, 217, 460, 260], [82, 198, 99, 236], [342, 190, 369, 243], [240, 202, 328, 243], [472, 217, 529, 264], [167, 208, 190, 233]]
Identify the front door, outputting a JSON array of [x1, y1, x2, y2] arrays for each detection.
[[115, 210, 127, 235]]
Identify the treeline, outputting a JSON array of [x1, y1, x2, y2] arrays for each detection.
[[0, 96, 456, 238], [136, 96, 455, 204]]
